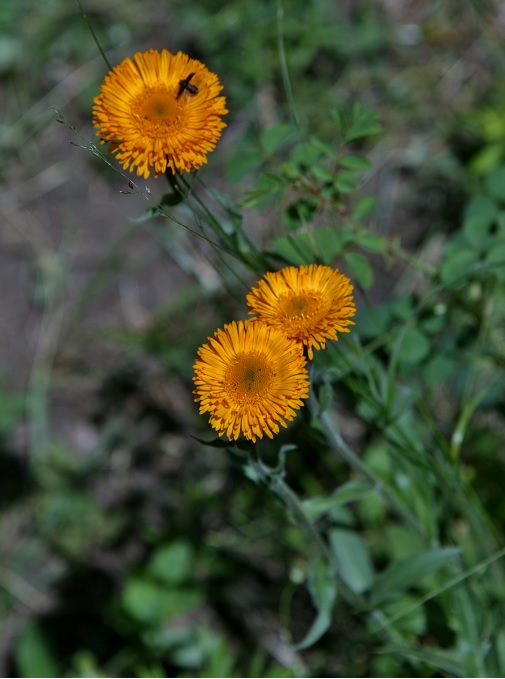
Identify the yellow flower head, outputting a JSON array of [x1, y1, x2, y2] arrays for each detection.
[[193, 320, 310, 443], [246, 264, 356, 360], [92, 49, 228, 179]]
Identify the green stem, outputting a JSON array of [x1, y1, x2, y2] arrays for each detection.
[[309, 383, 426, 539], [75, 0, 112, 71], [276, 0, 299, 128], [371, 543, 505, 633], [168, 172, 264, 273], [246, 451, 413, 648], [247, 455, 332, 564]]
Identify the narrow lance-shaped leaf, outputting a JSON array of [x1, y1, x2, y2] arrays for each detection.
[[295, 557, 337, 650], [370, 547, 461, 605]]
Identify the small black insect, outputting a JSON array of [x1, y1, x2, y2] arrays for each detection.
[[177, 72, 198, 99]]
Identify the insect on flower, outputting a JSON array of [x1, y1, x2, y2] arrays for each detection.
[[177, 72, 198, 99], [93, 49, 228, 177]]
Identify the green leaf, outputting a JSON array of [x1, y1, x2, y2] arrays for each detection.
[[462, 194, 497, 247], [441, 249, 480, 286], [226, 149, 263, 182], [339, 153, 372, 170], [241, 174, 285, 209], [422, 353, 456, 387], [274, 233, 316, 265], [389, 294, 414, 320], [307, 135, 334, 157], [333, 169, 359, 193], [260, 122, 297, 155], [142, 624, 193, 654], [312, 227, 345, 263], [484, 241, 505, 280], [329, 527, 374, 594], [355, 231, 385, 253], [344, 251, 373, 288], [275, 228, 346, 265], [421, 313, 445, 335], [357, 490, 388, 526], [469, 141, 505, 176], [395, 327, 431, 364], [370, 547, 461, 605], [331, 108, 347, 137], [122, 577, 202, 624], [290, 140, 324, 168], [302, 480, 374, 520], [345, 103, 382, 142], [147, 541, 194, 585], [201, 636, 236, 677], [378, 645, 466, 676], [15, 621, 60, 678], [383, 595, 427, 635], [122, 578, 165, 623], [484, 165, 505, 203], [494, 627, 505, 676], [355, 304, 390, 339], [295, 557, 337, 650], [317, 381, 334, 413], [312, 164, 333, 182], [381, 524, 427, 561], [352, 195, 375, 219]]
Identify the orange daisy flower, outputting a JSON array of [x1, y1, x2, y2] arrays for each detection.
[[193, 320, 309, 442], [246, 264, 356, 360], [92, 49, 228, 179]]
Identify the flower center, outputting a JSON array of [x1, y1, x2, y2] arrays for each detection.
[[225, 353, 272, 401], [281, 293, 320, 319], [133, 86, 181, 137]]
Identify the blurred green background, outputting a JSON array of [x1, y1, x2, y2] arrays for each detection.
[[1, 0, 505, 676]]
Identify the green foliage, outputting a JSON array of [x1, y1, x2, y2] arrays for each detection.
[[369, 548, 461, 606], [295, 556, 337, 650], [4, 0, 505, 677], [121, 541, 203, 626], [14, 621, 60, 679], [329, 522, 374, 595]]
